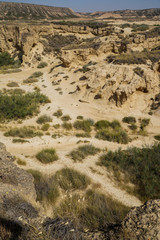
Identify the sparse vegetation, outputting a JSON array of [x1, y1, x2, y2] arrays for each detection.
[[107, 50, 160, 65], [37, 62, 48, 68], [69, 144, 100, 162], [55, 168, 91, 191], [53, 109, 63, 118], [54, 189, 129, 230], [99, 143, 160, 200], [36, 115, 52, 124], [23, 78, 38, 84], [36, 148, 58, 164], [4, 127, 43, 138], [0, 91, 49, 121]]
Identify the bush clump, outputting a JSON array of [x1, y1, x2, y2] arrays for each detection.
[[0, 91, 49, 121], [55, 168, 91, 191], [99, 143, 160, 200], [122, 116, 136, 124], [75, 132, 91, 138], [7, 82, 19, 88], [96, 129, 129, 144], [41, 123, 50, 131], [62, 122, 72, 130], [69, 144, 100, 162], [0, 52, 15, 67], [36, 148, 58, 164], [37, 62, 48, 68], [4, 127, 43, 138], [61, 115, 71, 122], [36, 115, 52, 124], [73, 120, 92, 132], [53, 109, 63, 118]]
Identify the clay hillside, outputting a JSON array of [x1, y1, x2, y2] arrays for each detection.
[[0, 1, 79, 20]]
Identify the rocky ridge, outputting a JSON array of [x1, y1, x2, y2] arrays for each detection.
[[0, 2, 78, 20]]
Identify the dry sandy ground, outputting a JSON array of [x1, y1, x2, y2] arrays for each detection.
[[0, 61, 159, 209]]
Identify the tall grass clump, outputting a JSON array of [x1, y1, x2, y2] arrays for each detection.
[[54, 189, 129, 230], [4, 127, 43, 138], [36, 115, 52, 124], [99, 143, 160, 201], [55, 168, 91, 191], [73, 119, 92, 132], [28, 169, 59, 203], [37, 62, 48, 68], [69, 144, 100, 162], [36, 148, 58, 164]]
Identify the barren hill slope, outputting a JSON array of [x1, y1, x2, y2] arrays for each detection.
[[0, 1, 78, 20], [90, 8, 160, 20]]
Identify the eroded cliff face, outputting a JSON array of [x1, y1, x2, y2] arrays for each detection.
[[0, 23, 159, 111]]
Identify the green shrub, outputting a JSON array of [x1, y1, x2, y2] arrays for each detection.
[[41, 123, 50, 131], [7, 82, 19, 88], [54, 189, 129, 230], [61, 115, 71, 122], [96, 129, 129, 144], [99, 144, 160, 200], [29, 71, 43, 78], [53, 109, 63, 118], [77, 116, 83, 120], [28, 169, 59, 203], [154, 135, 160, 141], [4, 127, 43, 138], [75, 132, 91, 138], [69, 144, 100, 162], [62, 122, 72, 130], [0, 52, 15, 66], [139, 118, 150, 130], [12, 138, 29, 143], [36, 115, 52, 124], [122, 116, 136, 124], [0, 91, 49, 121], [128, 124, 137, 131], [23, 78, 38, 84], [37, 62, 48, 68], [36, 148, 58, 164], [73, 120, 92, 132], [53, 124, 60, 129], [17, 159, 26, 166], [55, 168, 90, 191], [95, 120, 110, 130], [95, 120, 121, 130]]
